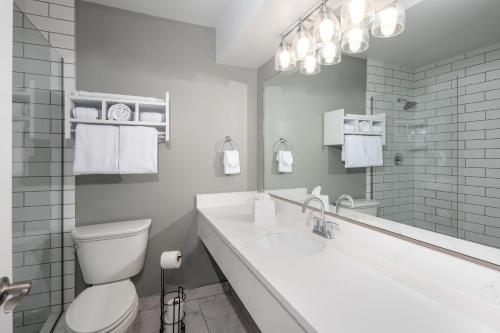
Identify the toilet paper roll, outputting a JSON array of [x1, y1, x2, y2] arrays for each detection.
[[165, 297, 184, 324], [160, 251, 182, 269]]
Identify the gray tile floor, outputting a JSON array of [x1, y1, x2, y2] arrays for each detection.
[[53, 282, 260, 333]]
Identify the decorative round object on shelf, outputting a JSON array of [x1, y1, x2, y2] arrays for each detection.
[[107, 103, 132, 121]]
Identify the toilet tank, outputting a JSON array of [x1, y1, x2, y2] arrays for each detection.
[[72, 219, 151, 285], [335, 199, 380, 216]]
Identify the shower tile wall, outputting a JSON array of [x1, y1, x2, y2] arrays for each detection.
[[366, 41, 500, 248], [13, 0, 75, 331]]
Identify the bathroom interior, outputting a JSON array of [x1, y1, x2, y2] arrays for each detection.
[[1, 0, 500, 332]]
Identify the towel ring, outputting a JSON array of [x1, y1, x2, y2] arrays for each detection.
[[273, 138, 290, 152], [216, 136, 240, 153]]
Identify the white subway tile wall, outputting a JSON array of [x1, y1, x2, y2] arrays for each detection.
[[12, 1, 75, 332], [367, 42, 500, 248]]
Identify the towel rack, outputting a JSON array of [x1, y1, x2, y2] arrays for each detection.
[[64, 91, 170, 142], [216, 136, 239, 153], [273, 138, 290, 152]]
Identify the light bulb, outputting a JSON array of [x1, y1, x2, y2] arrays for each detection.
[[279, 49, 291, 68], [274, 40, 296, 71], [379, 6, 398, 36], [304, 55, 317, 74], [372, 2, 405, 38], [323, 42, 336, 63], [348, 0, 366, 25], [317, 41, 341, 65], [297, 35, 311, 58], [342, 26, 369, 53], [314, 5, 340, 44], [348, 28, 363, 52]]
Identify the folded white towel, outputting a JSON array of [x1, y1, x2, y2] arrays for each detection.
[[344, 123, 356, 132], [73, 124, 119, 175], [223, 150, 240, 175], [140, 112, 163, 123], [107, 103, 132, 121], [276, 150, 293, 173], [119, 126, 158, 174], [372, 125, 383, 133], [365, 136, 384, 166], [72, 107, 99, 120]]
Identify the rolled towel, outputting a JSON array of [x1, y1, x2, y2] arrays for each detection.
[[358, 120, 372, 133], [107, 103, 132, 121], [72, 107, 98, 120], [140, 112, 163, 122], [344, 123, 356, 132]]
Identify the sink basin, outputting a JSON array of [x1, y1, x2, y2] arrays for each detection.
[[257, 233, 326, 256]]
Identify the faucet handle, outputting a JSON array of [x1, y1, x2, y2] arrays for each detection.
[[325, 221, 340, 233]]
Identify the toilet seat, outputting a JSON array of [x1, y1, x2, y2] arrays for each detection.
[[65, 279, 138, 333]]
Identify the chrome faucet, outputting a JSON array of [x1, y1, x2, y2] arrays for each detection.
[[335, 194, 355, 214], [302, 196, 333, 239]]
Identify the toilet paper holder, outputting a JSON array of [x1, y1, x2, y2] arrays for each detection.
[[160, 267, 186, 333]]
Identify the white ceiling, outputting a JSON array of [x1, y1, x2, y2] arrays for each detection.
[[83, 0, 234, 27], [84, 0, 500, 69]]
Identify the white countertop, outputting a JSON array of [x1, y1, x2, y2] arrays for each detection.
[[197, 193, 500, 333]]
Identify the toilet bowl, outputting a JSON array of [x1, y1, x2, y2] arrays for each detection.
[[66, 219, 151, 333]]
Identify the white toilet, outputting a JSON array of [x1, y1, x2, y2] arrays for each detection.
[[335, 198, 380, 216], [65, 219, 151, 333]]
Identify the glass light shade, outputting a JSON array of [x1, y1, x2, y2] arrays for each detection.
[[316, 42, 341, 65], [341, 26, 369, 53], [293, 23, 313, 61], [274, 40, 296, 71], [341, 0, 374, 28], [300, 53, 321, 75], [372, 1, 405, 38], [313, 4, 341, 44]]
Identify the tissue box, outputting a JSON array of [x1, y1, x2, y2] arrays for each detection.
[[254, 200, 276, 226]]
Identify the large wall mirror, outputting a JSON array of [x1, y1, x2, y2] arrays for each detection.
[[262, 0, 500, 264]]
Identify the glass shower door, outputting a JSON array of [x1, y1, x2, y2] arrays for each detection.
[[371, 75, 459, 237], [12, 4, 65, 332]]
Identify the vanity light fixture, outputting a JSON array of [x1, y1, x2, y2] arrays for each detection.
[[371, 1, 405, 38], [274, 0, 406, 74]]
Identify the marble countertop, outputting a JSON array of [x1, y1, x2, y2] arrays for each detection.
[[197, 194, 500, 333]]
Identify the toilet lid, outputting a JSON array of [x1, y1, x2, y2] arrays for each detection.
[[66, 280, 137, 333]]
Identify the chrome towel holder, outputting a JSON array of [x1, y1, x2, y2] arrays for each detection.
[[216, 136, 240, 152], [273, 137, 290, 152]]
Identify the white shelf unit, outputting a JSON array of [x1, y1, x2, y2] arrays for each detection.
[[64, 92, 170, 141], [323, 109, 386, 145]]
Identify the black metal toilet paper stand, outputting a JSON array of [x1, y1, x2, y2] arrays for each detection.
[[159, 268, 186, 333]]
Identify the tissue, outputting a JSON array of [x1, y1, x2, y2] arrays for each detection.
[[254, 193, 276, 226], [310, 186, 330, 212]]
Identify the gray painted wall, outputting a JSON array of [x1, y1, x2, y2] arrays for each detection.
[[75, 1, 257, 297], [263, 57, 367, 201]]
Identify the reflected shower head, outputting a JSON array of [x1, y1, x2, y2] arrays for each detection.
[[397, 98, 417, 110]]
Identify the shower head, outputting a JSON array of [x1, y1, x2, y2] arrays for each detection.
[[397, 98, 417, 110]]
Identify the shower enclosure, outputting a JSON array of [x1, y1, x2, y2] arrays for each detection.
[[12, 4, 69, 332], [371, 76, 462, 238]]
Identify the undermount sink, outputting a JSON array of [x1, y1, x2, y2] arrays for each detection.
[[257, 233, 326, 256]]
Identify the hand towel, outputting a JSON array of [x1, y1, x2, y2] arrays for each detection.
[[107, 103, 132, 121], [119, 126, 158, 174], [223, 150, 240, 175], [73, 124, 119, 175], [344, 135, 368, 168], [276, 150, 293, 173], [364, 136, 384, 166], [343, 135, 384, 168], [140, 112, 163, 123], [72, 107, 98, 120]]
